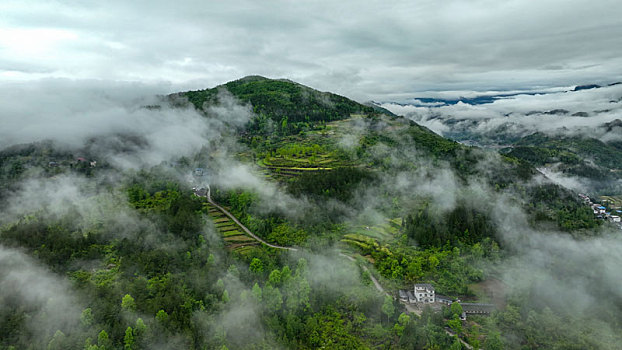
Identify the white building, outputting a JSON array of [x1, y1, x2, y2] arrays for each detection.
[[611, 215, 621, 223], [414, 283, 435, 303]]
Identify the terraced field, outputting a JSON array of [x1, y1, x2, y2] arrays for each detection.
[[345, 218, 401, 242], [340, 218, 403, 262], [204, 202, 262, 256], [254, 124, 355, 179]]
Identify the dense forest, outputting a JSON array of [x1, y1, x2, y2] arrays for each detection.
[[1, 77, 620, 350]]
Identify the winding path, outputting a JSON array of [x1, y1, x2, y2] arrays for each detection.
[[340, 253, 390, 297], [200, 185, 297, 251]]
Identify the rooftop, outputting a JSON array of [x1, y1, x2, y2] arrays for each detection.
[[414, 283, 435, 291]]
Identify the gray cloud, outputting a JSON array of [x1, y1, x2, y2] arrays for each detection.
[[0, 79, 255, 171], [1, 1, 621, 101]]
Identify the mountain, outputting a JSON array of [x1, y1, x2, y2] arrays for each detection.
[[177, 75, 377, 122], [0, 77, 617, 350]]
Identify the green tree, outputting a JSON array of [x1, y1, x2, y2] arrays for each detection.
[[97, 330, 111, 350], [450, 301, 463, 317], [135, 318, 147, 338], [249, 258, 263, 274], [484, 331, 503, 350], [222, 289, 230, 303], [80, 307, 94, 328], [216, 278, 225, 293], [447, 314, 462, 335], [381, 296, 395, 323], [227, 264, 239, 277], [124, 327, 134, 350], [449, 338, 462, 350], [429, 255, 440, 269], [296, 258, 308, 276], [47, 330, 66, 350], [121, 294, 136, 312], [263, 285, 283, 312], [251, 282, 262, 301], [393, 312, 411, 336], [268, 269, 282, 286], [281, 265, 292, 283], [156, 309, 169, 324]]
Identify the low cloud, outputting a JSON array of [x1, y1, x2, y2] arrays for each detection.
[[492, 192, 622, 333], [0, 79, 253, 170], [383, 84, 622, 141], [0, 245, 83, 347]]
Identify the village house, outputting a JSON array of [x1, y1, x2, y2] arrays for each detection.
[[398, 290, 408, 303], [460, 303, 495, 315], [414, 283, 435, 303], [407, 290, 417, 304], [435, 294, 453, 305]]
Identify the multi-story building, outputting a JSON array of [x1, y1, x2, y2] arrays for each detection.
[[414, 283, 435, 303]]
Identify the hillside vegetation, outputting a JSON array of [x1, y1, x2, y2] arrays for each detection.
[[0, 77, 616, 350]]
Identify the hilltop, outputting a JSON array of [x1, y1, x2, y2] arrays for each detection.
[[176, 75, 377, 128]]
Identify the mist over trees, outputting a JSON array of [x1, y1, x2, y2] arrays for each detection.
[[1, 78, 621, 349]]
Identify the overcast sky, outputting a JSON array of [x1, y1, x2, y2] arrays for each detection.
[[1, 0, 621, 101]]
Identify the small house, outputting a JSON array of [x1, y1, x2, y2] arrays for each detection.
[[460, 303, 495, 315], [407, 290, 417, 304], [612, 216, 621, 223], [398, 290, 408, 302], [436, 295, 453, 305], [414, 283, 435, 303]]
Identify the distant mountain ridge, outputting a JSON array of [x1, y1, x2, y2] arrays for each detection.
[[391, 81, 622, 107]]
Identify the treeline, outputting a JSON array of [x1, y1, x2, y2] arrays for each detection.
[[287, 167, 374, 203], [404, 202, 496, 248]]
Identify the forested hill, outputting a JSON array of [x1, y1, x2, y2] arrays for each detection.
[[175, 76, 469, 160], [1, 77, 616, 350], [176, 75, 378, 123], [504, 131, 622, 192]]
